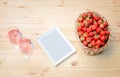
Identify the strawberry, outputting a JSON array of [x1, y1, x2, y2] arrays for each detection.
[[91, 25, 97, 30], [78, 31, 83, 36], [100, 35, 106, 42], [91, 40, 96, 46], [93, 21, 99, 26], [83, 32, 89, 37], [100, 31, 105, 36], [82, 27, 87, 32], [98, 19, 103, 25], [83, 41, 88, 46], [93, 14, 99, 21], [101, 42, 105, 46], [86, 17, 90, 20], [78, 22, 84, 27], [95, 45, 100, 49], [93, 31, 97, 35], [88, 43, 92, 48], [80, 36, 85, 42], [87, 12, 93, 18], [105, 35, 109, 40], [100, 24, 105, 29], [78, 16, 84, 22], [104, 28, 108, 31], [105, 30, 110, 35], [82, 13, 87, 18], [83, 20, 89, 27], [91, 36, 94, 39], [88, 18, 93, 24], [96, 40, 101, 46], [89, 32, 94, 37], [87, 28, 92, 33], [86, 37, 91, 42], [83, 32, 88, 37], [89, 25, 92, 29], [77, 26, 82, 32], [94, 35, 100, 40], [103, 21, 108, 27], [96, 27, 101, 33]]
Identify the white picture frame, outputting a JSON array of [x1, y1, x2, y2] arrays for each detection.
[[37, 27, 76, 66]]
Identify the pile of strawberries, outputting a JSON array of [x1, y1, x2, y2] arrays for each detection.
[[76, 12, 110, 49]]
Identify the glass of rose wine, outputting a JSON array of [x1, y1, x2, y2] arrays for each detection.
[[18, 37, 34, 59], [7, 27, 35, 60]]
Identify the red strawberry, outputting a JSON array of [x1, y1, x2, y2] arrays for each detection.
[[105, 30, 110, 35], [96, 40, 101, 46], [88, 18, 93, 24], [96, 27, 101, 33], [80, 36, 85, 42], [91, 25, 97, 30], [93, 31, 97, 35], [93, 21, 99, 26], [86, 37, 91, 42], [89, 32, 94, 37], [87, 12, 93, 18], [91, 37, 94, 40], [83, 32, 89, 37], [101, 42, 105, 46], [100, 31, 105, 35], [94, 35, 100, 40], [83, 20, 89, 27], [77, 26, 82, 32], [78, 22, 84, 27], [82, 13, 87, 18], [93, 14, 99, 21], [98, 19, 103, 25], [82, 27, 87, 32], [83, 41, 88, 46], [78, 16, 84, 22], [95, 45, 100, 49], [89, 25, 92, 29], [104, 28, 108, 31], [91, 40, 96, 46], [78, 31, 83, 36], [86, 17, 90, 20], [87, 28, 92, 33], [88, 43, 92, 48], [100, 35, 106, 42], [103, 21, 108, 27], [100, 24, 105, 29], [105, 35, 109, 40]]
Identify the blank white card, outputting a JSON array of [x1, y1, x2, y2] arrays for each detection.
[[37, 27, 76, 66]]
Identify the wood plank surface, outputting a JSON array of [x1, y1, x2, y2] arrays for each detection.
[[0, 0, 120, 77]]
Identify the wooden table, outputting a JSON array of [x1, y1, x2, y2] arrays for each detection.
[[0, 0, 120, 77]]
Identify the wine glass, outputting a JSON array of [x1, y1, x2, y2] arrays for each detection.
[[18, 37, 34, 60], [7, 26, 22, 44]]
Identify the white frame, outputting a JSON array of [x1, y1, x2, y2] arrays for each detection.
[[37, 27, 76, 66]]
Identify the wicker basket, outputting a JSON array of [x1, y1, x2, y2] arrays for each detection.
[[75, 11, 112, 56]]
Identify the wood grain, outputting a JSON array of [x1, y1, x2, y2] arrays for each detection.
[[0, 0, 120, 77]]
